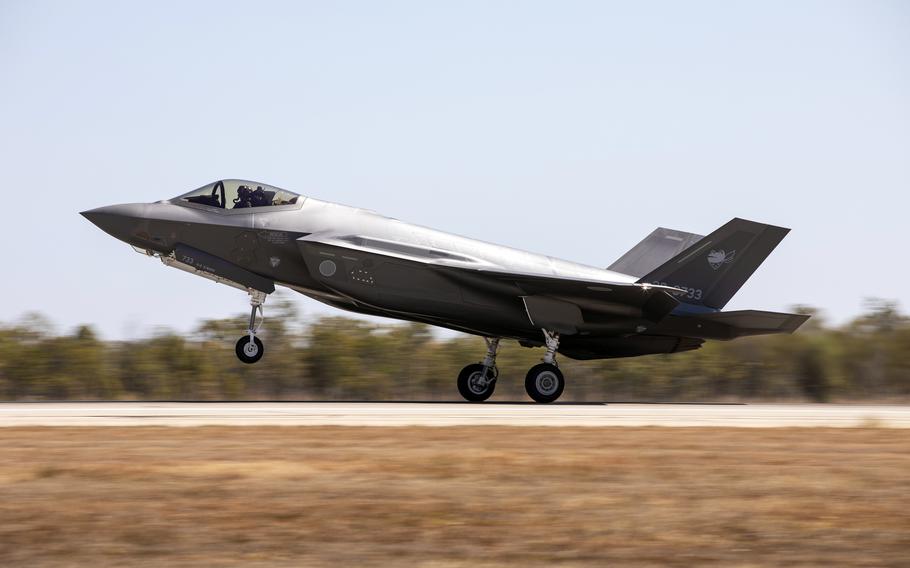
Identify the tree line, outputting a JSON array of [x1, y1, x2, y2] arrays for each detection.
[[1, 296, 907, 402]]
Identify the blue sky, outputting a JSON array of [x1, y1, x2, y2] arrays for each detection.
[[1, 1, 908, 338]]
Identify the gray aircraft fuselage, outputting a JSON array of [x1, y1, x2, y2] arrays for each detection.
[[82, 179, 806, 365], [84, 193, 638, 347]]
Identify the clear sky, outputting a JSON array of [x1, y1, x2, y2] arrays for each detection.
[[1, 1, 908, 338]]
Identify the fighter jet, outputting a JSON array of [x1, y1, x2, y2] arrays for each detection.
[[82, 179, 808, 403]]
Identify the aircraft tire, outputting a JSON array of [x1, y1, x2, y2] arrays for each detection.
[[525, 363, 564, 403], [457, 363, 496, 402], [235, 336, 265, 364]]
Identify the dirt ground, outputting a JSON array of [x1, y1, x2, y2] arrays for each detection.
[[0, 427, 907, 567]]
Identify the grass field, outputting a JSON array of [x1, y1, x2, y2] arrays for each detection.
[[0, 427, 908, 567]]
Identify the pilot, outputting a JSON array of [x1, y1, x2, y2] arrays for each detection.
[[234, 185, 253, 208], [249, 186, 269, 207]]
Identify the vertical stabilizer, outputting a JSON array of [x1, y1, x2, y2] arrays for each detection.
[[638, 218, 789, 310], [608, 227, 704, 278]]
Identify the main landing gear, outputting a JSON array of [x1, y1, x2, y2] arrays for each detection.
[[456, 330, 566, 404], [525, 330, 565, 404], [235, 290, 267, 364], [457, 337, 499, 402]]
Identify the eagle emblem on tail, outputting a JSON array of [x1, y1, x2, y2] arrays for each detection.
[[707, 249, 735, 270]]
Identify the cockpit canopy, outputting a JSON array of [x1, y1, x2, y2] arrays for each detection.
[[175, 180, 301, 210]]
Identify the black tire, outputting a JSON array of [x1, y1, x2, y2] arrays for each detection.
[[457, 363, 497, 402], [525, 363, 564, 403], [235, 336, 264, 364]]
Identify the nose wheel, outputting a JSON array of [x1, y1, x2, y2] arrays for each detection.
[[236, 336, 264, 364], [235, 290, 267, 364]]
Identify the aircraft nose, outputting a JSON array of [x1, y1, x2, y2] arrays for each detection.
[[80, 203, 149, 244]]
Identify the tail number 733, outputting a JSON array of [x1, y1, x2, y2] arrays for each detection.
[[653, 281, 703, 301]]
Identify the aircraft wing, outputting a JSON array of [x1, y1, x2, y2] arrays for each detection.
[[296, 234, 685, 334], [439, 265, 685, 333]]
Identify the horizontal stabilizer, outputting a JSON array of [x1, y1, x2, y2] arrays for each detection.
[[655, 310, 810, 340], [608, 227, 704, 278]]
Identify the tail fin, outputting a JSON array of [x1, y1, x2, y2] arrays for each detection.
[[638, 218, 789, 310], [608, 227, 704, 278]]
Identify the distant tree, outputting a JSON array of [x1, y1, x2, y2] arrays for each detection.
[[1, 298, 909, 402]]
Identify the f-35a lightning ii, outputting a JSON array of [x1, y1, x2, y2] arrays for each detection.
[[82, 179, 808, 403]]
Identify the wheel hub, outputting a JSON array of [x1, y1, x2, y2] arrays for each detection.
[[536, 371, 558, 396], [243, 341, 260, 357], [468, 371, 489, 395]]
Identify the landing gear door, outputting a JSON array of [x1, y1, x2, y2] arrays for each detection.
[[174, 244, 275, 294]]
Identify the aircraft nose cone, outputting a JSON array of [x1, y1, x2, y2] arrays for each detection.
[[80, 203, 149, 244]]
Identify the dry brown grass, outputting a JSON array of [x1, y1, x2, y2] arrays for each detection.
[[0, 427, 908, 567]]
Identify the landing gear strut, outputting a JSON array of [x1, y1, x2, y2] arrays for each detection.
[[525, 330, 564, 403], [454, 331, 567, 403], [457, 337, 500, 402], [235, 290, 267, 364]]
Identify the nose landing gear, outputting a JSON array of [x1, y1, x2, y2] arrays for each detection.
[[235, 290, 267, 364]]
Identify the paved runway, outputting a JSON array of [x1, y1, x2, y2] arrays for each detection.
[[0, 402, 908, 427]]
